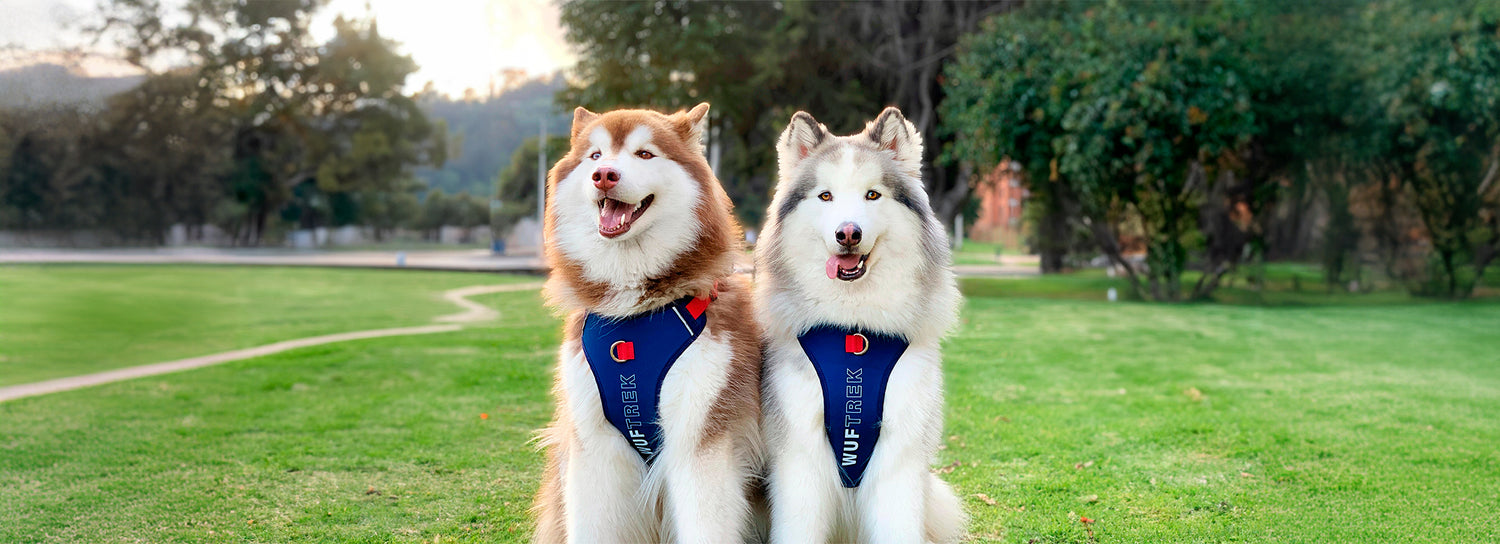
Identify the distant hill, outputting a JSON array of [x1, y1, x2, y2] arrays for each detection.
[[415, 75, 572, 197], [0, 63, 144, 109]]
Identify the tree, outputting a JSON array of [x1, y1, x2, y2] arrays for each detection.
[[1350, 0, 1500, 297], [944, 2, 1269, 301], [0, 106, 102, 232], [415, 189, 452, 241], [492, 135, 569, 236], [91, 2, 444, 245], [90, 71, 233, 243], [557, 0, 1010, 228]]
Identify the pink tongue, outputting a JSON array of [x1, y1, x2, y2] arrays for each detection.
[[600, 199, 631, 230], [825, 254, 861, 279]]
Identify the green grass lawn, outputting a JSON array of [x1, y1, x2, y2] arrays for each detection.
[[2, 266, 1497, 542], [0, 265, 528, 386], [954, 240, 1009, 265]]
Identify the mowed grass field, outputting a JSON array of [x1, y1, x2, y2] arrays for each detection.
[[1, 265, 1497, 542], [0, 265, 531, 386]]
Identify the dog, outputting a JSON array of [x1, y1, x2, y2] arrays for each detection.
[[531, 103, 763, 543], [755, 107, 966, 543]]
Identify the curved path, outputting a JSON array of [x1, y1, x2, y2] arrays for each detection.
[[0, 282, 544, 404]]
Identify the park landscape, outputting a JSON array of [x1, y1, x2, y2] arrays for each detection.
[[1, 263, 1497, 542], [3, 0, 1500, 541]]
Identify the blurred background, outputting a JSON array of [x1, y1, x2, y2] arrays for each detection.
[[2, 0, 1497, 300], [2, 1, 1499, 542]]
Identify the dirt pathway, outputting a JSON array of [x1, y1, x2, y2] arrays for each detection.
[[0, 282, 544, 404]]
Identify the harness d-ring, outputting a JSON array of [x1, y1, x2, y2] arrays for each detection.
[[609, 340, 634, 362], [848, 333, 869, 355]]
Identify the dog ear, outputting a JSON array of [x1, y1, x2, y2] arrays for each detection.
[[571, 107, 599, 140], [777, 111, 829, 167], [681, 102, 711, 151], [863, 107, 923, 164]]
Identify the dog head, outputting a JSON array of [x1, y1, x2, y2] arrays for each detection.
[[759, 107, 957, 337], [770, 107, 938, 282], [544, 104, 740, 315]]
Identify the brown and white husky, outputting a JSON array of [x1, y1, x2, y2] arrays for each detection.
[[530, 103, 762, 543]]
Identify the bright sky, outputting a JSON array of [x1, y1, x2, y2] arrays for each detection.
[[0, 0, 576, 97]]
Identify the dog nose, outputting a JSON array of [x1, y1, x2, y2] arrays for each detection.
[[835, 222, 862, 247], [592, 167, 620, 191]]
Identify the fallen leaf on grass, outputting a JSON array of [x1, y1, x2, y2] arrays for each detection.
[[365, 486, 381, 496], [973, 493, 998, 506], [1079, 494, 1099, 503], [1240, 472, 1254, 478], [1184, 387, 1205, 402], [1075, 460, 1094, 470], [933, 461, 961, 474]]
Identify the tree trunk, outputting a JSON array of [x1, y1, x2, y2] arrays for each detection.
[[1038, 196, 1069, 273]]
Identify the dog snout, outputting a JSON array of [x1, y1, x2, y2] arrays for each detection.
[[834, 221, 862, 248], [591, 167, 621, 191]]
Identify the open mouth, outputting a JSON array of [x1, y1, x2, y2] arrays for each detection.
[[598, 195, 653, 238], [826, 253, 869, 281]]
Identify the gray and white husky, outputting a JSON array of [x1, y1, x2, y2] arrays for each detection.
[[755, 108, 966, 543]]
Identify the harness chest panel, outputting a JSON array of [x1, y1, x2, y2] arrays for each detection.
[[581, 295, 710, 464], [797, 325, 910, 487]]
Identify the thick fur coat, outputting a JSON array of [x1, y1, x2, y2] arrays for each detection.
[[756, 107, 967, 543], [531, 104, 762, 544]]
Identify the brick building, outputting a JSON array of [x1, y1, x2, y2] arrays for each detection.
[[967, 161, 1028, 247]]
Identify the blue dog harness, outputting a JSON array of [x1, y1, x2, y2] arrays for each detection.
[[797, 325, 910, 487], [581, 295, 711, 464]]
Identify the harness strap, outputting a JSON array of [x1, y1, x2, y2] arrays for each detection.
[[797, 325, 910, 487], [581, 294, 711, 463]]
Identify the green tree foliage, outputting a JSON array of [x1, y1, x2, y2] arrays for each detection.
[[1348, 0, 1500, 297], [412, 189, 488, 242], [945, 2, 1273, 301], [492, 135, 569, 236], [21, 1, 447, 245], [948, 0, 1498, 300], [557, 0, 1008, 228], [92, 72, 234, 242], [0, 107, 99, 232]]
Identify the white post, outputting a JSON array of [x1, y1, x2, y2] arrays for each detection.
[[953, 214, 964, 250], [537, 118, 547, 250], [708, 117, 721, 178]]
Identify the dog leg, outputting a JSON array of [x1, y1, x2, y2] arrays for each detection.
[[922, 473, 967, 544], [562, 436, 652, 544], [856, 456, 926, 544], [767, 431, 839, 544], [662, 437, 750, 543]]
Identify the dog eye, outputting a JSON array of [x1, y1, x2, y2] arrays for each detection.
[[635, 150, 655, 160], [818, 191, 832, 202], [866, 190, 881, 200], [589, 151, 601, 160]]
